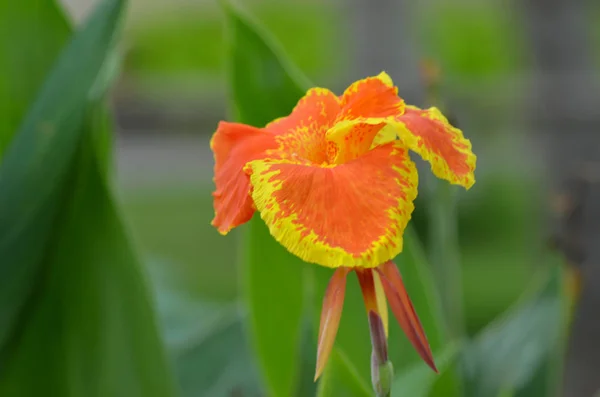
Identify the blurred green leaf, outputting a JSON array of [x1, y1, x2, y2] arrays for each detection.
[[427, 169, 464, 340], [315, 350, 372, 397], [0, 0, 125, 351], [0, 117, 176, 396], [221, 0, 310, 125], [392, 340, 462, 397], [461, 261, 567, 397], [147, 257, 264, 397], [221, 1, 310, 396], [391, 227, 449, 369], [0, 0, 70, 155]]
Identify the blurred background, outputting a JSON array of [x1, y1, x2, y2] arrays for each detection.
[[57, 0, 600, 395]]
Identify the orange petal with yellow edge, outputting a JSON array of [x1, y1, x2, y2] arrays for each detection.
[[326, 72, 405, 164], [210, 121, 278, 234], [377, 261, 438, 372], [337, 72, 404, 120], [315, 267, 350, 381], [395, 106, 476, 189], [266, 87, 340, 164], [246, 142, 418, 269]]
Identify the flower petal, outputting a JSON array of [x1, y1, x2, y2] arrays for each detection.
[[337, 72, 404, 120], [377, 261, 437, 372], [210, 121, 278, 234], [315, 267, 350, 381], [326, 73, 404, 164], [246, 142, 418, 269], [395, 106, 476, 189], [266, 88, 340, 164]]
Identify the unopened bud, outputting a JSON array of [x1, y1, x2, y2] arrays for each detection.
[[371, 351, 394, 397], [368, 311, 393, 396]]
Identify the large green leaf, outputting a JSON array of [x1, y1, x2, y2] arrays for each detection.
[[221, 1, 309, 396], [0, 0, 70, 155], [461, 261, 567, 397], [147, 257, 264, 397], [315, 350, 373, 397], [392, 340, 462, 397], [0, 116, 176, 396], [391, 227, 449, 369], [0, 0, 125, 349]]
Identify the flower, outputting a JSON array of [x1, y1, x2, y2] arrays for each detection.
[[210, 72, 476, 380]]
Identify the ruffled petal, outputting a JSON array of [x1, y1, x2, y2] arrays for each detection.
[[395, 106, 476, 189], [266, 88, 340, 164], [210, 121, 278, 234], [246, 142, 418, 269], [337, 72, 404, 120], [326, 72, 404, 164]]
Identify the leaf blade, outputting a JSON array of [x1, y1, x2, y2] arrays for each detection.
[[220, 2, 309, 396], [0, 0, 126, 350]]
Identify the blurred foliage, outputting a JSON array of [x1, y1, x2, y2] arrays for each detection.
[[416, 3, 529, 78], [0, 0, 176, 396], [124, 2, 341, 82], [0, 0, 581, 396], [0, 0, 70, 153]]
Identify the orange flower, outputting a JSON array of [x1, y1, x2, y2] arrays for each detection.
[[210, 72, 476, 380]]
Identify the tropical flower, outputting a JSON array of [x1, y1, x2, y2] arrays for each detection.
[[210, 72, 476, 380]]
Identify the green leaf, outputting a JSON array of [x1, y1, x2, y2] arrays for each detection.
[[147, 258, 264, 397], [221, 1, 310, 396], [0, 0, 126, 350], [315, 349, 373, 397], [0, 0, 70, 155], [391, 227, 449, 369], [461, 261, 567, 397], [221, 0, 310, 126], [392, 341, 462, 397], [0, 116, 176, 396]]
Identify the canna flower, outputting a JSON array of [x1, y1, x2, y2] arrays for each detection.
[[210, 72, 476, 380]]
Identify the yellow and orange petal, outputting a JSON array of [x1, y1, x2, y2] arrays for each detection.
[[394, 106, 476, 189], [337, 72, 404, 120], [210, 122, 279, 234], [266, 88, 340, 164], [245, 141, 418, 269], [325, 73, 405, 164], [315, 267, 350, 380]]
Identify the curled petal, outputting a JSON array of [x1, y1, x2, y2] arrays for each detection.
[[326, 73, 404, 164], [338, 72, 404, 120], [377, 261, 437, 372], [326, 122, 387, 164], [266, 88, 340, 164], [246, 142, 418, 269], [315, 268, 350, 380], [210, 122, 278, 234], [395, 106, 476, 189]]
